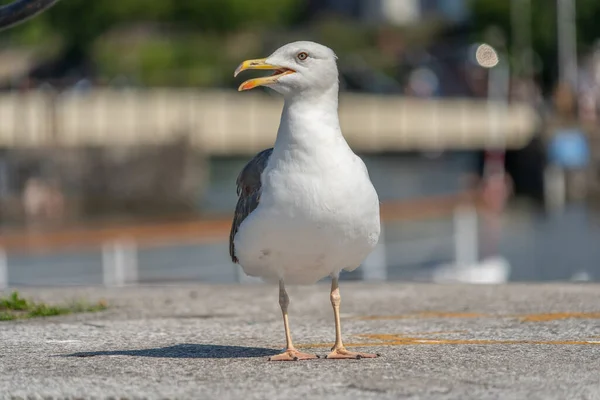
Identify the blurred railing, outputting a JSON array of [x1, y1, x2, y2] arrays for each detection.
[[0, 89, 539, 153], [0, 192, 482, 287]]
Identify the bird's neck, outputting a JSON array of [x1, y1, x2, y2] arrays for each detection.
[[275, 85, 342, 150]]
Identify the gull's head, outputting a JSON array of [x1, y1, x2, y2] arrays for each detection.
[[234, 41, 338, 96]]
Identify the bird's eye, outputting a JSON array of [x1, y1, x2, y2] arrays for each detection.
[[297, 52, 308, 61]]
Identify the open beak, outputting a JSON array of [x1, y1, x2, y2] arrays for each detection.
[[234, 58, 295, 91]]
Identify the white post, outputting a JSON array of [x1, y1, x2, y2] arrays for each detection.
[[453, 205, 479, 268], [0, 248, 7, 290], [102, 239, 138, 287], [487, 57, 510, 149], [544, 164, 566, 213], [362, 226, 388, 281]]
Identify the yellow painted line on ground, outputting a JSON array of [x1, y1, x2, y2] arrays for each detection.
[[354, 312, 485, 321], [295, 312, 600, 349], [353, 333, 600, 346], [297, 331, 600, 349], [350, 311, 600, 323], [518, 312, 600, 322]]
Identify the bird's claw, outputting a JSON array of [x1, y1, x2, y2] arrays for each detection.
[[324, 347, 379, 360], [268, 349, 319, 361]]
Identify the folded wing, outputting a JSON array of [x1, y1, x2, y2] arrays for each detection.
[[229, 148, 273, 263]]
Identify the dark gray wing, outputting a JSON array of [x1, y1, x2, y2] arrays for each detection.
[[229, 148, 273, 263], [0, 0, 60, 31]]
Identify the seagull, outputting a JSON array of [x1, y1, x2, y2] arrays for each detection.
[[230, 41, 381, 361]]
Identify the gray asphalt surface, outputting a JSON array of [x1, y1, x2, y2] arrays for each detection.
[[2, 283, 600, 399]]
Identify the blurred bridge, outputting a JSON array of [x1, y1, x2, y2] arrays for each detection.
[[0, 89, 539, 153]]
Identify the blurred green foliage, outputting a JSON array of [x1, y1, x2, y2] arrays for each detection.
[[470, 0, 600, 81], [0, 0, 305, 86], [1, 0, 303, 45], [0, 291, 107, 321], [1, 0, 600, 87], [471, 0, 600, 51]]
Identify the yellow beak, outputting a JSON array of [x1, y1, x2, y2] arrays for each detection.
[[234, 58, 295, 91]]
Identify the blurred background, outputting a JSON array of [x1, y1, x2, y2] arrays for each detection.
[[0, 0, 599, 287]]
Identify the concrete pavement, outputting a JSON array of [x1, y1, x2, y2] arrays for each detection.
[[2, 283, 600, 399]]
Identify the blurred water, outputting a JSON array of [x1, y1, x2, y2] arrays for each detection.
[[201, 153, 473, 213], [5, 153, 600, 286]]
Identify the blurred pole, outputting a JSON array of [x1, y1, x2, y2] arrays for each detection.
[[484, 43, 509, 166], [511, 0, 533, 79], [488, 56, 510, 148], [557, 0, 578, 88], [0, 248, 7, 289], [362, 227, 387, 280], [484, 44, 510, 260], [553, 0, 577, 214], [453, 205, 479, 267], [544, 164, 566, 211]]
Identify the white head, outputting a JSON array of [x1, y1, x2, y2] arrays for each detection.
[[234, 41, 339, 97]]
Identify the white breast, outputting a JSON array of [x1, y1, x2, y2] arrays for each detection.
[[234, 144, 380, 284]]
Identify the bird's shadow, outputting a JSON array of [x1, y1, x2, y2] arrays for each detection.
[[62, 344, 280, 359]]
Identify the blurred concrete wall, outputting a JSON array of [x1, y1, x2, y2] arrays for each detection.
[[0, 138, 208, 226]]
